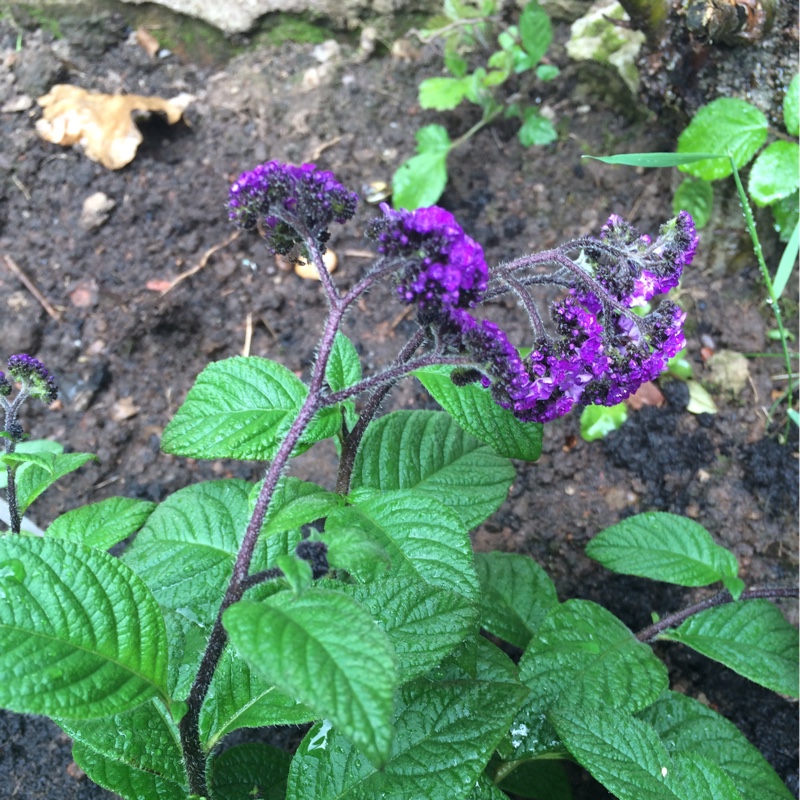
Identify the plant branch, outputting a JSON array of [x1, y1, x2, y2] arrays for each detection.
[[636, 586, 799, 642]]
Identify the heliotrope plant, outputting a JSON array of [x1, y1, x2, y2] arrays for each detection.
[[0, 161, 796, 800]]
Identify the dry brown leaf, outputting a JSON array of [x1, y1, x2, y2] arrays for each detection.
[[110, 397, 140, 422], [36, 85, 194, 170], [135, 27, 160, 58], [626, 381, 665, 410]]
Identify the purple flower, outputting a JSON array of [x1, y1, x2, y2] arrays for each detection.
[[368, 204, 488, 312], [227, 161, 358, 254], [7, 354, 58, 404]]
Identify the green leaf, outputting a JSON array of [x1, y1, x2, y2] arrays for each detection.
[[639, 691, 794, 800], [511, 599, 667, 758], [161, 356, 332, 460], [585, 511, 739, 587], [286, 642, 527, 800], [518, 107, 557, 147], [9, 451, 96, 515], [58, 699, 187, 800], [328, 490, 480, 601], [470, 772, 511, 800], [475, 551, 558, 648], [783, 73, 799, 136], [497, 759, 572, 799], [392, 124, 451, 210], [325, 332, 361, 393], [519, 0, 552, 64], [0, 535, 169, 718], [209, 743, 291, 800], [444, 51, 468, 77], [199, 644, 315, 750], [0, 438, 62, 490], [47, 497, 156, 549], [673, 178, 714, 229], [419, 76, 471, 110], [536, 63, 559, 81], [677, 99, 768, 180], [585, 152, 725, 168], [330, 575, 478, 682], [276, 553, 313, 596], [774, 220, 799, 298], [772, 191, 799, 241], [550, 706, 680, 800], [580, 402, 627, 442], [749, 141, 800, 206], [415, 365, 542, 461], [321, 526, 392, 581], [669, 753, 744, 800], [660, 600, 799, 696], [350, 409, 515, 530], [686, 379, 718, 414], [224, 588, 398, 766]]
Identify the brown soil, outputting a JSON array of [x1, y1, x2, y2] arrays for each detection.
[[0, 7, 797, 799]]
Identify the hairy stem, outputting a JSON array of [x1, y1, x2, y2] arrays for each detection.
[[636, 586, 799, 642]]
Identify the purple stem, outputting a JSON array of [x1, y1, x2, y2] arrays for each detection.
[[500, 275, 548, 340], [636, 586, 799, 642]]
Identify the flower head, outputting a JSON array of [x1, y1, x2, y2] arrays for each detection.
[[227, 161, 358, 254], [7, 354, 58, 404], [368, 204, 488, 313]]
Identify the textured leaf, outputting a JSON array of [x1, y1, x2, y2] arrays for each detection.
[[550, 706, 681, 800], [475, 551, 558, 648], [322, 527, 391, 581], [419, 76, 470, 110], [415, 365, 542, 461], [209, 743, 291, 800], [350, 410, 514, 530], [469, 773, 510, 799], [199, 644, 315, 750], [673, 178, 714, 229], [519, 0, 552, 63], [58, 699, 186, 799], [639, 691, 793, 800], [0, 438, 62, 490], [669, 753, 744, 800], [160, 356, 332, 460], [47, 497, 156, 549], [784, 73, 799, 136], [328, 490, 479, 601], [392, 124, 451, 210], [511, 599, 667, 758], [749, 141, 800, 206], [660, 600, 799, 696], [586, 511, 739, 586], [678, 99, 767, 180], [286, 641, 527, 800], [325, 332, 361, 393], [0, 535, 168, 718], [518, 107, 557, 147], [10, 451, 96, 515], [224, 588, 398, 766], [497, 759, 572, 799]]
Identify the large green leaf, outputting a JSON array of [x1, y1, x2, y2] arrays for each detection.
[[749, 141, 800, 206], [415, 365, 542, 461], [0, 535, 169, 719], [392, 124, 451, 210], [160, 356, 335, 460], [328, 490, 479, 601], [550, 706, 681, 800], [58, 699, 186, 800], [639, 691, 793, 800], [224, 588, 398, 767], [475, 551, 558, 649], [510, 599, 667, 758], [419, 76, 471, 110], [585, 511, 740, 588], [660, 600, 799, 696], [0, 438, 62, 490], [677, 99, 768, 180], [350, 410, 514, 530], [209, 743, 291, 800], [670, 754, 745, 800], [47, 497, 156, 550], [199, 644, 316, 750], [286, 639, 527, 800], [519, 0, 552, 63], [6, 451, 97, 515]]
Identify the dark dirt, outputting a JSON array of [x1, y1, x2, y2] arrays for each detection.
[[0, 6, 797, 799]]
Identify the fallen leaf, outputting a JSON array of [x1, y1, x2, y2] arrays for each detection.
[[135, 27, 160, 58], [2, 95, 33, 113], [626, 381, 665, 410], [146, 279, 173, 293], [36, 85, 194, 169], [110, 397, 140, 421]]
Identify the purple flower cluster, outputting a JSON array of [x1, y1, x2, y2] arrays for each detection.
[[385, 209, 694, 423], [368, 204, 488, 312], [6, 354, 58, 404], [227, 161, 358, 254]]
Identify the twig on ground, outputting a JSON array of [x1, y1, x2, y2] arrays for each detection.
[[161, 230, 241, 294], [2, 254, 61, 321]]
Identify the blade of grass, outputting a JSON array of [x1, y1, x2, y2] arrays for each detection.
[[774, 220, 799, 300], [583, 152, 726, 168]]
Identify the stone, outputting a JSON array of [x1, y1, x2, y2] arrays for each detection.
[[80, 191, 116, 230]]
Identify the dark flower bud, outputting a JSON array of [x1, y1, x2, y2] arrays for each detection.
[[7, 354, 58, 405], [0, 372, 11, 397], [295, 539, 329, 580]]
